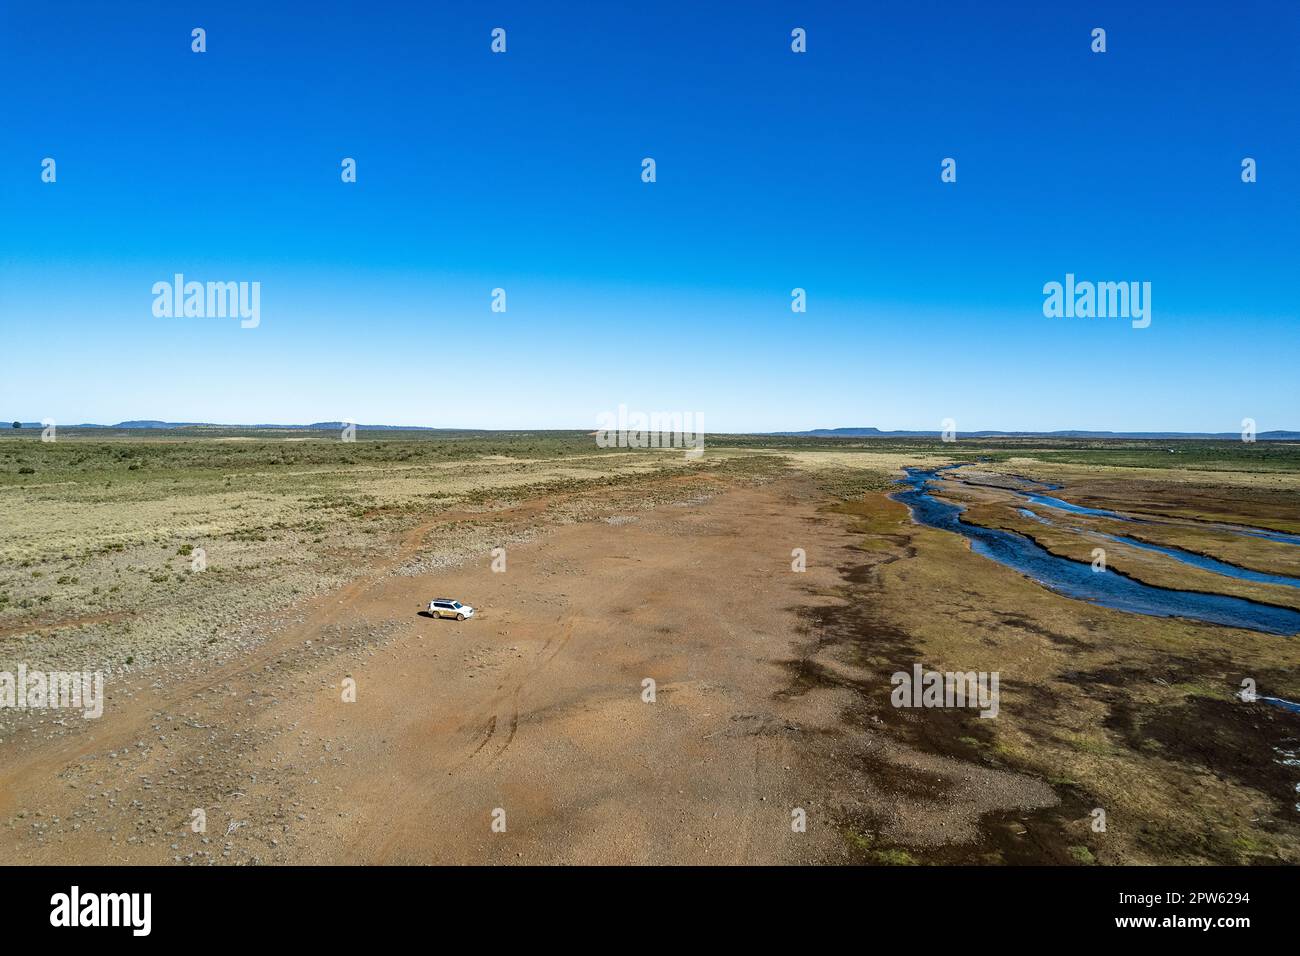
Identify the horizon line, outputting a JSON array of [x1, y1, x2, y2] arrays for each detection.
[[5, 421, 1298, 438]]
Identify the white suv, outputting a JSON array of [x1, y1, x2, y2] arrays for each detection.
[[428, 598, 474, 621]]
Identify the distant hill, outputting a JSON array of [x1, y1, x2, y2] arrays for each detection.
[[773, 427, 1300, 440], [18, 421, 445, 431], [6, 421, 1299, 439], [113, 421, 208, 429]]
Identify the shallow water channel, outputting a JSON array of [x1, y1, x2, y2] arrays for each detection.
[[892, 467, 1300, 636]]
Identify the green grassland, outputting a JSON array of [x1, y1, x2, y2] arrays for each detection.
[[0, 430, 779, 675]]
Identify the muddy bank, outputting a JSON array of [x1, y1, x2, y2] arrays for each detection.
[[784, 496, 1082, 865], [793, 487, 1300, 864]]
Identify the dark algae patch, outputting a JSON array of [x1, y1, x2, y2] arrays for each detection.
[[786, 493, 1092, 864], [790, 475, 1300, 864]]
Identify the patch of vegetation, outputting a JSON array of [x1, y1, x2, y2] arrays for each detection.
[[813, 467, 898, 499], [1067, 845, 1096, 864], [843, 827, 919, 865], [1060, 732, 1116, 756]]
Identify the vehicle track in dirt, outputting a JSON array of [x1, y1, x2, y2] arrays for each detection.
[[0, 474, 1061, 865]]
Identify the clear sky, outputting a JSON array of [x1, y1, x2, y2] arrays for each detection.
[[1, 1, 1296, 432]]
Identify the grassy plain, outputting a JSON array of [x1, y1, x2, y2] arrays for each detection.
[[0, 430, 1297, 864], [0, 430, 761, 672]]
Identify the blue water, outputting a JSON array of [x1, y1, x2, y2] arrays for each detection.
[[1019, 506, 1300, 590], [1018, 489, 1300, 547], [893, 468, 1300, 636], [1017, 507, 1051, 525], [1225, 526, 1300, 547], [1261, 697, 1300, 714], [1096, 533, 1300, 589], [1021, 492, 1137, 520]]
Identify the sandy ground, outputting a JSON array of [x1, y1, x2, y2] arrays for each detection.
[[0, 472, 1062, 865]]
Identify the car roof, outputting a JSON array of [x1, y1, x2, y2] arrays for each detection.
[[432, 598, 454, 603]]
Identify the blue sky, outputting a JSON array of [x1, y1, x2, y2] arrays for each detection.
[[1, 1, 1296, 431]]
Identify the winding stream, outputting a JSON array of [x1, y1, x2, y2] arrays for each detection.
[[1019, 491, 1300, 547], [893, 467, 1300, 636], [1017, 507, 1300, 590]]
